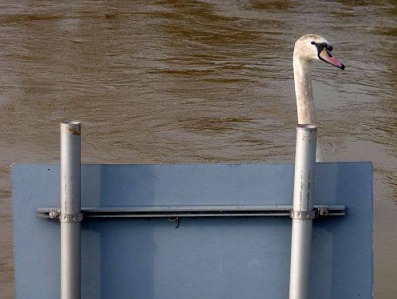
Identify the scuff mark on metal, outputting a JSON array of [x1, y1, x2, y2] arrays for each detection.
[[169, 216, 180, 229]]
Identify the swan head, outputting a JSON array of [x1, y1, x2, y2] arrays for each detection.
[[294, 34, 345, 70]]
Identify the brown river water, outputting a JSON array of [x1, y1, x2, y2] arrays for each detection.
[[0, 1, 396, 298]]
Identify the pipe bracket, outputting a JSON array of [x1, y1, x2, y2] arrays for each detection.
[[290, 209, 317, 220], [60, 212, 83, 223]]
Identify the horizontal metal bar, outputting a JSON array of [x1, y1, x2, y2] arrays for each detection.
[[37, 205, 345, 219]]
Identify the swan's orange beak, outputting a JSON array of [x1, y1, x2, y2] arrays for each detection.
[[319, 48, 345, 70]]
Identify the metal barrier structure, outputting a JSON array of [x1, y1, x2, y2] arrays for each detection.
[[12, 122, 373, 299]]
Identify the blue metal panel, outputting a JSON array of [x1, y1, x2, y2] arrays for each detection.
[[12, 163, 373, 299]]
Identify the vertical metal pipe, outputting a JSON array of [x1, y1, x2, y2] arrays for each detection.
[[289, 124, 317, 299], [60, 121, 82, 299]]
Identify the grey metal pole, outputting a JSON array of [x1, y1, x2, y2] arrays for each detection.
[[60, 121, 82, 299], [289, 124, 317, 299]]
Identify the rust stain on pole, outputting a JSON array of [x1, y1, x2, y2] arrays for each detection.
[[68, 128, 81, 136]]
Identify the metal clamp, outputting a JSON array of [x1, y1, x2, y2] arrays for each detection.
[[60, 213, 84, 223], [290, 208, 317, 220], [48, 209, 61, 219]]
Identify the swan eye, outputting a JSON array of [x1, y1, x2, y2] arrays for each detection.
[[311, 41, 315, 45]]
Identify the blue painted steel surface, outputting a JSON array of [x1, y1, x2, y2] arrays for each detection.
[[12, 163, 373, 299]]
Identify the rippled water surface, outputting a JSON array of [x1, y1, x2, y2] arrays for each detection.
[[0, 1, 396, 297]]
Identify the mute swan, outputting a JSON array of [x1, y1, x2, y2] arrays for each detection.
[[293, 34, 345, 160]]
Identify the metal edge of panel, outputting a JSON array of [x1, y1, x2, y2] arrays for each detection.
[[36, 205, 346, 219]]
